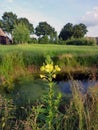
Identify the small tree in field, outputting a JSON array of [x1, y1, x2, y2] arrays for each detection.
[[12, 23, 30, 44]]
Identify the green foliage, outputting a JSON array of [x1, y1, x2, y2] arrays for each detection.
[[0, 52, 25, 92], [12, 23, 30, 44], [0, 11, 34, 36], [17, 18, 34, 33], [59, 23, 88, 41], [37, 56, 62, 129], [50, 32, 58, 44], [28, 38, 38, 44], [38, 35, 49, 44], [73, 23, 87, 38], [0, 44, 98, 70], [1, 12, 17, 34], [35, 21, 54, 36], [58, 38, 66, 44], [35, 21, 57, 42], [59, 23, 73, 40], [0, 95, 16, 130], [0, 20, 3, 28], [66, 37, 96, 45], [71, 81, 85, 130]]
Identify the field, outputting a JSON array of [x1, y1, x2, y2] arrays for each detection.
[[0, 44, 98, 130], [0, 44, 98, 56], [0, 44, 98, 75]]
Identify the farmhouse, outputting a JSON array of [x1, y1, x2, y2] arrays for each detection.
[[0, 28, 11, 44]]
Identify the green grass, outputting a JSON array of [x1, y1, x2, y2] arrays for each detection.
[[0, 44, 98, 77], [0, 44, 98, 56]]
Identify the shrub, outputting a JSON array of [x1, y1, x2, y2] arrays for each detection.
[[28, 38, 38, 44], [0, 52, 25, 92], [66, 37, 96, 46], [38, 35, 49, 44], [58, 38, 66, 44], [12, 23, 30, 44]]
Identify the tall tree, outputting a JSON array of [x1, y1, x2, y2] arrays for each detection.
[[12, 23, 30, 44], [1, 12, 17, 34], [59, 23, 73, 40], [59, 23, 87, 40], [17, 18, 34, 33], [73, 23, 88, 38], [35, 21, 56, 37]]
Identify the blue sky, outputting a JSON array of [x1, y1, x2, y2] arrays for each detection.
[[0, 0, 98, 36]]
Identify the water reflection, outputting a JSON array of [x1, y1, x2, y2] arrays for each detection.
[[58, 80, 98, 93]]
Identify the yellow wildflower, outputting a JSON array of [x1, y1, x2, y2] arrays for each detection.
[[40, 74, 45, 78], [45, 64, 53, 73], [52, 74, 56, 78], [40, 66, 45, 71], [55, 65, 61, 72]]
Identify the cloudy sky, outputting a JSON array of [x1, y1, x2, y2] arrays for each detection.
[[0, 0, 98, 36]]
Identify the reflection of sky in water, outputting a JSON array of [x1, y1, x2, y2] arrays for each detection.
[[58, 80, 98, 93]]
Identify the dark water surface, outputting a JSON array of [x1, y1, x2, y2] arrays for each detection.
[[58, 80, 98, 93]]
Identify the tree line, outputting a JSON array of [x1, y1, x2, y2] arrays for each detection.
[[0, 11, 88, 44]]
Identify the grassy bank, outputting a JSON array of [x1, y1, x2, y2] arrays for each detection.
[[0, 44, 98, 66], [0, 44, 98, 56], [0, 44, 98, 80]]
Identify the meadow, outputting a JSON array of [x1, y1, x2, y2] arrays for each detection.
[[0, 44, 98, 56], [0, 44, 98, 76], [0, 44, 98, 130]]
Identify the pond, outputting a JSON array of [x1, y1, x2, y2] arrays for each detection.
[[58, 80, 98, 93]]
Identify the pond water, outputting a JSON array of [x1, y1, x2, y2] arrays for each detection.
[[58, 80, 98, 93]]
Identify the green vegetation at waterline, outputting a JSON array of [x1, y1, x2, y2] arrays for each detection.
[[0, 44, 98, 76], [0, 44, 98, 66]]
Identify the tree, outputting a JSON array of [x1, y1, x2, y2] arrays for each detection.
[[17, 18, 34, 33], [35, 21, 56, 37], [73, 23, 87, 38], [1, 12, 17, 34], [12, 23, 30, 44], [59, 23, 73, 40], [59, 23, 88, 40]]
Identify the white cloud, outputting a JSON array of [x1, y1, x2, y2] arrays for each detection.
[[86, 25, 98, 37], [81, 7, 98, 37], [81, 7, 98, 27]]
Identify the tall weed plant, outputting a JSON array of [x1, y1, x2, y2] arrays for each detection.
[[0, 52, 25, 92], [27, 56, 62, 130]]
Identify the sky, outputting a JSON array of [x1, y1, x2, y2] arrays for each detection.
[[0, 0, 98, 37]]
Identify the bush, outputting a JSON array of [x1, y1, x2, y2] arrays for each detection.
[[38, 35, 49, 44], [65, 37, 96, 46], [13, 23, 30, 44], [28, 38, 38, 44], [58, 39, 66, 45]]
